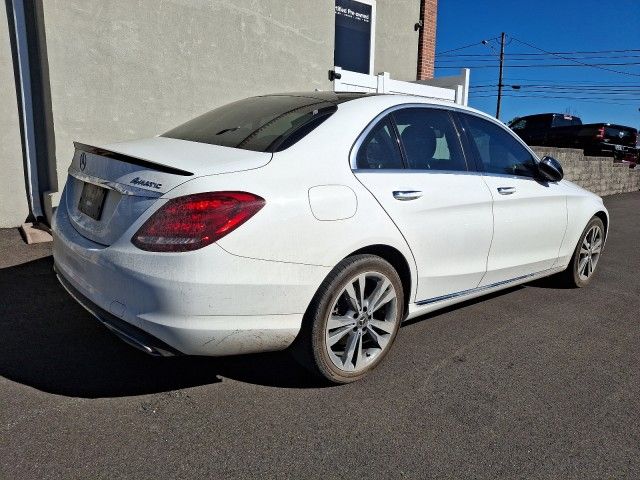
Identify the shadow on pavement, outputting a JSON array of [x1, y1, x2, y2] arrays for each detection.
[[1, 254, 545, 398], [0, 256, 322, 398], [526, 274, 574, 289]]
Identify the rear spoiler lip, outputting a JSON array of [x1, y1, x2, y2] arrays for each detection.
[[74, 142, 194, 176]]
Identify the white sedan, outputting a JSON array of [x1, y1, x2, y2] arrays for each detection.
[[52, 92, 608, 383]]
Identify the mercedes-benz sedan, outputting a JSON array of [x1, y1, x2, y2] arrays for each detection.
[[53, 92, 608, 383]]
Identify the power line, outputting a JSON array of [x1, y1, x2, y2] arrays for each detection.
[[473, 81, 640, 87], [472, 85, 640, 89], [435, 38, 499, 56], [471, 85, 640, 94], [471, 94, 639, 106], [472, 93, 640, 98], [471, 87, 640, 93], [508, 35, 640, 78], [448, 35, 640, 110], [474, 93, 640, 100], [436, 62, 640, 69], [438, 50, 640, 59], [474, 91, 640, 98], [471, 84, 640, 89], [436, 54, 640, 63], [502, 78, 640, 84]]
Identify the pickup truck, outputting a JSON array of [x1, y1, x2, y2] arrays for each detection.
[[508, 113, 638, 162]]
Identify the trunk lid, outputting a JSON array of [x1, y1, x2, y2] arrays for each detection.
[[578, 123, 638, 148], [64, 137, 272, 245], [602, 124, 637, 148]]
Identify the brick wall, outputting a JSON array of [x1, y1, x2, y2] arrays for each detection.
[[416, 0, 437, 80], [532, 147, 640, 197]]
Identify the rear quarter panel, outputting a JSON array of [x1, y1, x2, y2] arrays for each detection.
[[162, 98, 419, 300]]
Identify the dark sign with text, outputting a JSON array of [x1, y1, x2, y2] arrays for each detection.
[[334, 0, 373, 74]]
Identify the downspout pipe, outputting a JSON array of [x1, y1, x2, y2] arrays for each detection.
[[5, 0, 57, 225]]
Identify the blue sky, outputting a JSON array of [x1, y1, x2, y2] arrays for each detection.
[[435, 0, 640, 127]]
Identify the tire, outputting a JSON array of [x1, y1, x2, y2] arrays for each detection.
[[292, 254, 404, 384], [556, 216, 605, 288]]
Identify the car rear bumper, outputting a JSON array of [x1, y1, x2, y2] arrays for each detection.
[[55, 268, 182, 356], [589, 143, 637, 158], [52, 195, 329, 356]]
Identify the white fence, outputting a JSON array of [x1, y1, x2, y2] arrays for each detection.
[[331, 67, 470, 106]]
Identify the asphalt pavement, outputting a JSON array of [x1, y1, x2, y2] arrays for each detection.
[[1, 192, 639, 479]]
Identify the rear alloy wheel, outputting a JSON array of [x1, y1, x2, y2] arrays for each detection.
[[558, 216, 605, 288], [293, 255, 404, 384]]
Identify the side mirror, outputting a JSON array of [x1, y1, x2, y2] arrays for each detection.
[[538, 156, 564, 182]]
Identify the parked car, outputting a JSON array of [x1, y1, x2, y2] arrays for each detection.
[[509, 113, 638, 162], [52, 93, 609, 384]]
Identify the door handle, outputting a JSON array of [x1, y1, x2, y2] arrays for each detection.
[[393, 190, 423, 201], [497, 186, 516, 195]]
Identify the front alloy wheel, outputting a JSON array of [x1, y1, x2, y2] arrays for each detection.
[[558, 216, 605, 288], [293, 254, 404, 384], [577, 224, 603, 282]]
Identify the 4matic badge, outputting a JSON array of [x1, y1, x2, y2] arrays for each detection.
[[130, 177, 162, 189]]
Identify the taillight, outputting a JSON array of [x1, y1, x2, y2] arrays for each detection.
[[132, 191, 265, 252], [596, 126, 605, 139]]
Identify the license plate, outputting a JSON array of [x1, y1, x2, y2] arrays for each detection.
[[615, 145, 624, 151], [78, 182, 107, 220]]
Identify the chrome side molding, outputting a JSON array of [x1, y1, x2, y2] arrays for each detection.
[[415, 269, 555, 306]]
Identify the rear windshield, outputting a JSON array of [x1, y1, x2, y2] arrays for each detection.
[[162, 96, 337, 152]]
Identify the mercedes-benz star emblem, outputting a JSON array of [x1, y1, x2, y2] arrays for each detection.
[[79, 152, 87, 171]]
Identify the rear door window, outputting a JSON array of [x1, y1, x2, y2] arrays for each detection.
[[163, 95, 337, 152], [355, 117, 404, 169], [393, 108, 467, 171]]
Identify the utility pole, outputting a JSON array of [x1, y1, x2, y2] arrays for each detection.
[[496, 32, 506, 120]]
